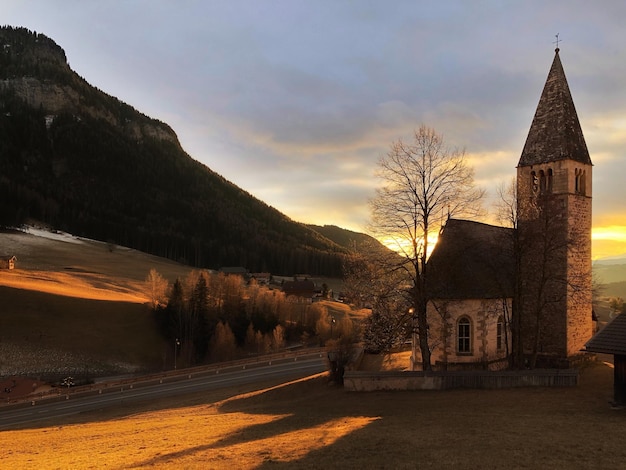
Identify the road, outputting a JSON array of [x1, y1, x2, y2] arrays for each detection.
[[0, 352, 326, 431]]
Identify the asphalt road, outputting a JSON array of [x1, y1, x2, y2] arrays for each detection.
[[0, 352, 327, 431]]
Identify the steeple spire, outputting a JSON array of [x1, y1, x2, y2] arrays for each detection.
[[518, 49, 592, 167]]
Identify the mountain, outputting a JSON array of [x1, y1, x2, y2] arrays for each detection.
[[307, 224, 380, 251], [593, 255, 626, 266], [593, 262, 626, 284], [0, 26, 354, 276]]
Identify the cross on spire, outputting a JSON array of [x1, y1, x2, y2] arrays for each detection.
[[554, 33, 561, 51]]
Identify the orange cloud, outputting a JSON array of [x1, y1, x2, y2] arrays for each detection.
[[592, 225, 626, 259]]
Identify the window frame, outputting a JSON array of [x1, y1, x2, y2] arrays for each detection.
[[457, 316, 472, 355], [496, 316, 504, 351]]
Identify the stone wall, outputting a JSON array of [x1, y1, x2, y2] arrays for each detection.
[[566, 194, 593, 355], [344, 369, 579, 392]]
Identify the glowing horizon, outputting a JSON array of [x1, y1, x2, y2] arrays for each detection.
[[592, 225, 626, 260]]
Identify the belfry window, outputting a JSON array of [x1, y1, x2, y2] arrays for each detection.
[[531, 171, 538, 193], [580, 170, 586, 195], [539, 170, 546, 193], [457, 317, 472, 354], [575, 169, 585, 195]]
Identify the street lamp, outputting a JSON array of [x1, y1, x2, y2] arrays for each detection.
[[174, 338, 180, 370], [330, 316, 336, 339], [409, 307, 416, 370]]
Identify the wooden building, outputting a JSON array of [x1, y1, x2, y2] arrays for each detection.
[[282, 280, 316, 303], [0, 255, 16, 270], [585, 314, 626, 407]]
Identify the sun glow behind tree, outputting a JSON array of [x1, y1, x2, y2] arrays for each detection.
[[378, 233, 440, 260], [368, 125, 485, 370]]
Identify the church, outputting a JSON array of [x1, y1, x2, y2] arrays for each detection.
[[411, 47, 593, 370]]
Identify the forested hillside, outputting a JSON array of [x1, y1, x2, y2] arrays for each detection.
[[0, 26, 350, 275], [307, 224, 381, 251]]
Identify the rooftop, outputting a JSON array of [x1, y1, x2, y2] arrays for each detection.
[[518, 49, 592, 167], [585, 313, 626, 355], [427, 219, 515, 300]]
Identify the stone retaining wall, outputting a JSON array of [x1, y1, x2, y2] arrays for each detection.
[[344, 369, 578, 391]]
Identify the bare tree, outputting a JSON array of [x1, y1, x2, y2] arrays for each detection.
[[494, 178, 525, 368], [145, 268, 169, 310], [209, 321, 237, 362], [369, 125, 484, 370], [608, 297, 624, 317], [343, 241, 410, 353]]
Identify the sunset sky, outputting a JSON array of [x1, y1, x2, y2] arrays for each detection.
[[5, 1, 626, 259]]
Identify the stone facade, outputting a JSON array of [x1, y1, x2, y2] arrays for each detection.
[[411, 298, 511, 370], [516, 48, 593, 362]]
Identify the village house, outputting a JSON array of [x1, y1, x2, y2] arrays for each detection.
[[412, 47, 593, 370], [250, 272, 271, 286], [282, 279, 316, 303], [219, 266, 249, 277], [0, 255, 16, 270]]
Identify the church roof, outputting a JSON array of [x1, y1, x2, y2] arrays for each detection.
[[585, 313, 626, 355], [426, 219, 515, 300], [518, 49, 592, 167]]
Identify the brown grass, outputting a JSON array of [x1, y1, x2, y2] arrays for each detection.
[[0, 286, 167, 374], [360, 350, 413, 371], [0, 230, 197, 376], [0, 229, 195, 301], [1, 362, 624, 469]]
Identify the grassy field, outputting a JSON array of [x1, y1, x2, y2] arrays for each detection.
[[1, 360, 623, 469], [0, 229, 198, 377]]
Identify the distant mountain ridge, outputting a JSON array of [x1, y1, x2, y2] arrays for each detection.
[[307, 224, 380, 250], [593, 255, 626, 266], [0, 26, 370, 276]]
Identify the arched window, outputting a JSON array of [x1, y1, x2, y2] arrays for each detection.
[[457, 317, 472, 354], [496, 316, 504, 351], [580, 170, 586, 195], [574, 168, 585, 194]]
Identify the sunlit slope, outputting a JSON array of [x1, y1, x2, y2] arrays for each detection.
[[0, 229, 195, 375]]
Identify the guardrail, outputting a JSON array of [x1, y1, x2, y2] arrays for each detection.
[[1, 347, 327, 407]]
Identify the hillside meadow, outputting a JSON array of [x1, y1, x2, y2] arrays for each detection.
[[0, 229, 197, 376]]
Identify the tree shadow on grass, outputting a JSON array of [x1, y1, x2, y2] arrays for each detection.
[[130, 362, 623, 469], [128, 374, 384, 468]]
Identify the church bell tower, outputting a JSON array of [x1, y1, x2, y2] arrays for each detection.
[[516, 47, 593, 363]]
